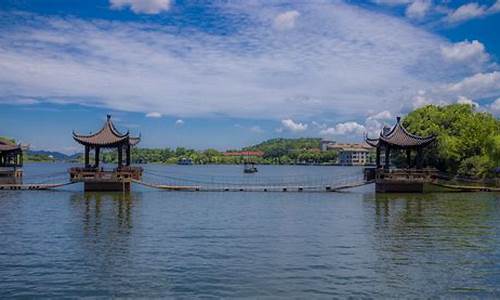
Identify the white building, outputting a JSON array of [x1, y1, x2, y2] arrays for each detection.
[[321, 140, 375, 166]]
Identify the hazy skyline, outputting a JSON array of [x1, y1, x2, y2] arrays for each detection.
[[1, 0, 500, 153]]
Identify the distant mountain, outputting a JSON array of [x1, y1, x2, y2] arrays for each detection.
[[27, 150, 73, 161], [243, 138, 321, 153]]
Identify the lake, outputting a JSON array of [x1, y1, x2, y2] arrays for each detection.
[[1, 163, 499, 298]]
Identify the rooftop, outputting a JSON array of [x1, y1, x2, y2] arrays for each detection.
[[73, 115, 140, 147], [366, 117, 436, 148]]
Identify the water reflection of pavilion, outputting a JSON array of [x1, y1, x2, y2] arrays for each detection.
[[70, 192, 136, 235]]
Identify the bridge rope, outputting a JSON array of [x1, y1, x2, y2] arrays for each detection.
[[138, 169, 371, 192]]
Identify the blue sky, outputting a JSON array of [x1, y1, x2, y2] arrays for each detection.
[[1, 0, 500, 153]]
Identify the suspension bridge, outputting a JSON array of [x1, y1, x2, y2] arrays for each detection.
[[0, 168, 374, 192], [1, 168, 499, 193]]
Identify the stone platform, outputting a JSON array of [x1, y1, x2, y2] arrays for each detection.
[[69, 166, 143, 192], [370, 168, 438, 193]]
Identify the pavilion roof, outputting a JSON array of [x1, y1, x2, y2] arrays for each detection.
[[0, 138, 22, 152], [366, 117, 436, 148], [73, 115, 140, 147]]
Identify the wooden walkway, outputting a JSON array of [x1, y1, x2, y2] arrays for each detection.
[[132, 179, 374, 192], [0, 182, 75, 190], [430, 181, 500, 192]]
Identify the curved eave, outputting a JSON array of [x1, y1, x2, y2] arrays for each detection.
[[129, 136, 141, 146], [0, 144, 22, 152], [72, 134, 129, 148], [365, 138, 379, 148], [378, 135, 436, 148]]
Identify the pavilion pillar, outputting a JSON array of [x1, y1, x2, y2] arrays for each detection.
[[84, 146, 90, 168], [126, 144, 131, 166], [376, 147, 381, 168], [406, 148, 411, 169], [384, 146, 390, 170], [95, 147, 100, 168], [416, 148, 423, 169], [20, 151, 23, 166], [118, 145, 123, 167]]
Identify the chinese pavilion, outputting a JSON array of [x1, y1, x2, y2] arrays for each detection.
[[69, 115, 142, 191], [0, 138, 24, 181], [365, 117, 437, 192]]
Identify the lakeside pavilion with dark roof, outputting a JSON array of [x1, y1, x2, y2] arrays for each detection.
[[69, 115, 142, 192], [365, 117, 437, 193], [73, 114, 140, 169], [366, 116, 436, 170], [0, 138, 27, 181]]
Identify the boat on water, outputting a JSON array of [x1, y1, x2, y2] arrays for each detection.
[[177, 157, 193, 165], [244, 162, 258, 173]]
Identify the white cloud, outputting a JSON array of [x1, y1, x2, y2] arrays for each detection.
[[146, 112, 162, 118], [281, 119, 308, 132], [273, 10, 300, 30], [490, 1, 500, 13], [175, 119, 184, 127], [372, 0, 412, 5], [320, 122, 366, 136], [249, 125, 264, 133], [447, 3, 487, 23], [0, 2, 495, 122], [110, 0, 171, 14], [447, 72, 500, 98], [6, 98, 41, 105], [405, 0, 432, 19], [456, 95, 479, 108], [441, 40, 489, 64], [368, 110, 393, 120], [489, 98, 500, 115]]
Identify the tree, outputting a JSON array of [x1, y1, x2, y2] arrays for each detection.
[[403, 104, 500, 177]]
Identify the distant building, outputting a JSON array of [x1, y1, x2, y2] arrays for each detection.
[[223, 151, 264, 157], [320, 140, 374, 166], [320, 139, 335, 151]]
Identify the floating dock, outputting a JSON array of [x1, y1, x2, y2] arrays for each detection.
[[69, 167, 143, 192]]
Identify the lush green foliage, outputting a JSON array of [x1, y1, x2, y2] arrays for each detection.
[[403, 104, 500, 177], [97, 138, 337, 165]]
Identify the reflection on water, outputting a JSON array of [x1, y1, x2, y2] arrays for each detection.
[[71, 192, 135, 235], [1, 164, 500, 298]]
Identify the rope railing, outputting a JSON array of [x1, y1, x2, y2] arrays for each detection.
[[139, 169, 368, 192]]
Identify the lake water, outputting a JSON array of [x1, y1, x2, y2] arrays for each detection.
[[1, 163, 499, 298]]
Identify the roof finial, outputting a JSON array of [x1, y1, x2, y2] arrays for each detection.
[[107, 114, 111, 121], [396, 116, 401, 123]]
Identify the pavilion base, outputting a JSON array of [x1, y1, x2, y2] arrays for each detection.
[[69, 167, 142, 192], [376, 181, 424, 193], [84, 181, 131, 192], [375, 168, 437, 193]]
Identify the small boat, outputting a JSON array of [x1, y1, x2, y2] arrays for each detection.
[[244, 162, 258, 173], [177, 157, 193, 165]]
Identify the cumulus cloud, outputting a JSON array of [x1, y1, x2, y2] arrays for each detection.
[[0, 2, 495, 122], [490, 1, 500, 13], [489, 98, 500, 115], [281, 119, 308, 133], [110, 0, 171, 14], [456, 95, 479, 108], [447, 72, 500, 98], [371, 0, 412, 5], [447, 3, 487, 23], [405, 0, 432, 19], [146, 112, 162, 118], [441, 40, 489, 64], [249, 125, 264, 133], [368, 110, 393, 120], [320, 122, 366, 136], [273, 10, 300, 30]]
